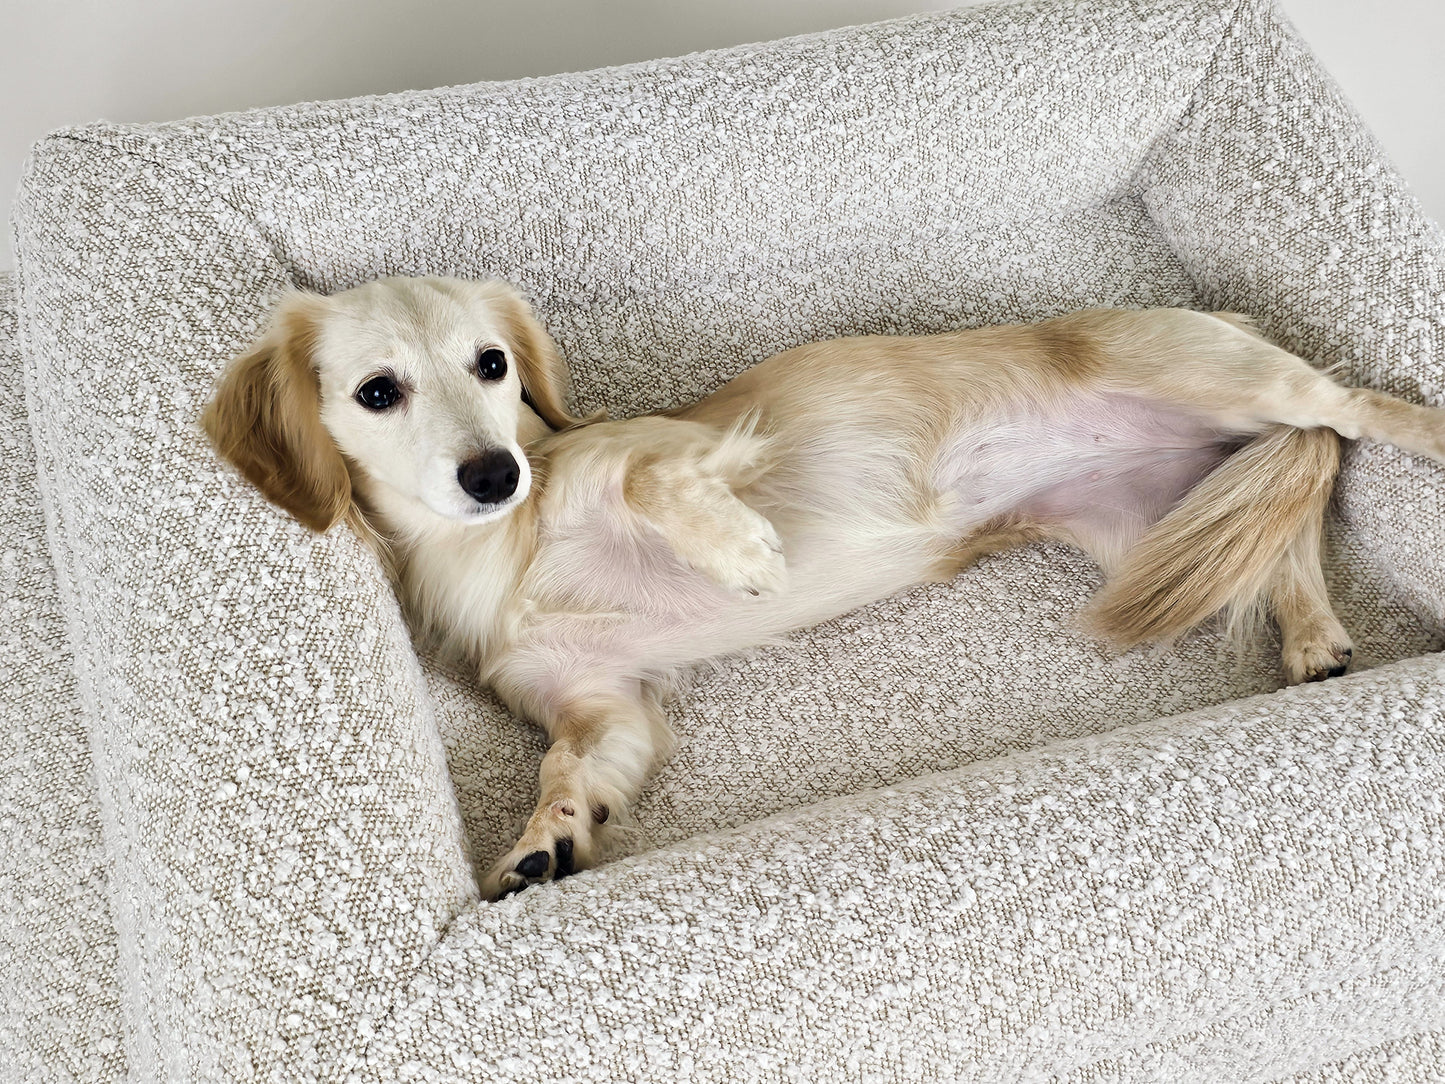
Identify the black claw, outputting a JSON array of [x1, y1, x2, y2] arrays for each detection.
[[554, 837, 576, 879], [497, 880, 527, 899], [1326, 647, 1354, 679], [515, 849, 550, 879]]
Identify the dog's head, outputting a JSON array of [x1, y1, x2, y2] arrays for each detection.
[[203, 277, 584, 532]]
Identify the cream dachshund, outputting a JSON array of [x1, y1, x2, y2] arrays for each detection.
[[204, 276, 1445, 898]]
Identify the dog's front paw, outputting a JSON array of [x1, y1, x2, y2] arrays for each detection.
[[1283, 638, 1354, 685], [685, 506, 787, 597], [483, 798, 599, 900]]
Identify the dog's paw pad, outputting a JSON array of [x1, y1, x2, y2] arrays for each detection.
[[554, 837, 576, 879], [486, 836, 576, 899], [484, 798, 597, 899], [514, 850, 550, 878]]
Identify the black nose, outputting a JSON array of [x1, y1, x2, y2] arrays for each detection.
[[457, 449, 520, 505]]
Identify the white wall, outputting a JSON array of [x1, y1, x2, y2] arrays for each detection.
[[4, 0, 1442, 273]]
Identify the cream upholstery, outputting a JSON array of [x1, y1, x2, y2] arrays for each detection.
[[6, 0, 1444, 1077]]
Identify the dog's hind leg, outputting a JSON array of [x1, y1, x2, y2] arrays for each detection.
[[1268, 514, 1354, 684], [1077, 309, 1445, 463], [1086, 426, 1342, 653]]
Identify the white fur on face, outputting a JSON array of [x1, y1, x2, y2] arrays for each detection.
[[312, 277, 542, 525]]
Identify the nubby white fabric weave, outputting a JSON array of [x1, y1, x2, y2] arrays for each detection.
[[6, 0, 1444, 1079]]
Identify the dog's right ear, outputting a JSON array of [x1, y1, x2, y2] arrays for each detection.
[[202, 293, 352, 533]]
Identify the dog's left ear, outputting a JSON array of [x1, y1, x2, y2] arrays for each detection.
[[484, 283, 591, 430]]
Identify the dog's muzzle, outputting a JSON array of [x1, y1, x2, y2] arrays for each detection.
[[457, 449, 520, 505]]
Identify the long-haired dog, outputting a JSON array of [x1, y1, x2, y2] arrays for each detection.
[[204, 277, 1445, 897]]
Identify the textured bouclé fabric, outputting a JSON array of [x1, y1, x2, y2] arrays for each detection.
[[6, 0, 1445, 1079], [0, 272, 127, 1079]]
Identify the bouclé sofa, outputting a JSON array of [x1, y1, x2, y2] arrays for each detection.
[[5, 0, 1444, 1078]]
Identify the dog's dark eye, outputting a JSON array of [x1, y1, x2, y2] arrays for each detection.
[[355, 375, 402, 411], [477, 348, 508, 382]]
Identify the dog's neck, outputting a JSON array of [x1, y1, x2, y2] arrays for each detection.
[[356, 479, 541, 663]]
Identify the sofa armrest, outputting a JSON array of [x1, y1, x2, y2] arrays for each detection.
[[12, 140, 477, 1081], [0, 272, 128, 1080], [356, 654, 1445, 1082], [1141, 0, 1445, 618]]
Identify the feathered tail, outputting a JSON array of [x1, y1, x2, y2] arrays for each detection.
[[1087, 425, 1340, 645]]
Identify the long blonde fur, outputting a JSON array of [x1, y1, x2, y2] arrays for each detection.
[[204, 279, 1445, 897], [1087, 425, 1340, 646]]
